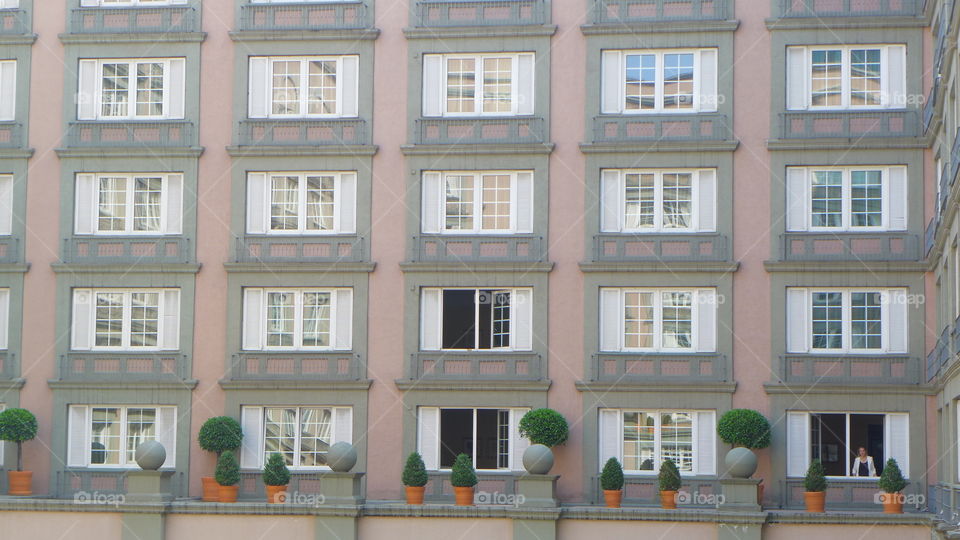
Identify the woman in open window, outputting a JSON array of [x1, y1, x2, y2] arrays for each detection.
[[850, 446, 877, 477]]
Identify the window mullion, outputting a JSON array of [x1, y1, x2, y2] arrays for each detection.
[[122, 291, 132, 349], [472, 409, 478, 468], [842, 49, 850, 109], [126, 176, 135, 234], [844, 413, 851, 477], [656, 53, 664, 112], [128, 62, 137, 120], [654, 411, 662, 468], [655, 172, 663, 232], [119, 408, 128, 466], [294, 291, 303, 350], [298, 174, 307, 233], [300, 59, 309, 116], [654, 291, 662, 351], [842, 169, 851, 230], [842, 290, 851, 352], [474, 289, 481, 350], [474, 173, 483, 233]]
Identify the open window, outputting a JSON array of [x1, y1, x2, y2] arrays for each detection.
[[417, 407, 528, 471], [420, 288, 533, 351], [787, 411, 909, 478]]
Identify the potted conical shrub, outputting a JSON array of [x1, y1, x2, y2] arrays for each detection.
[[402, 452, 428, 504], [262, 453, 290, 504], [600, 457, 624, 508], [0, 408, 38, 496], [803, 459, 827, 512], [198, 416, 242, 502], [518, 408, 569, 474], [878, 458, 907, 514], [658, 458, 681, 509], [215, 450, 241, 503], [450, 453, 477, 506]]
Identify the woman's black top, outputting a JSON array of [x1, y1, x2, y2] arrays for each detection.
[[858, 460, 869, 477]]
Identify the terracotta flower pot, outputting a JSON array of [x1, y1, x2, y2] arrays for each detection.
[[265, 484, 287, 504], [453, 486, 474, 506], [603, 489, 622, 508], [218, 484, 239, 503], [804, 491, 825, 512], [7, 470, 31, 496], [881, 492, 903, 514], [405, 486, 425, 505], [660, 490, 677, 509], [201, 476, 219, 502]]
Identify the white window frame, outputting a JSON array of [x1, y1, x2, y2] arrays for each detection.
[[0, 60, 16, 122], [243, 287, 352, 352], [807, 46, 887, 110], [260, 406, 340, 471], [440, 171, 525, 234], [83, 0, 186, 6], [423, 287, 533, 352], [802, 288, 897, 353], [420, 406, 529, 472], [788, 411, 909, 479], [68, 405, 177, 470], [601, 169, 715, 233], [259, 172, 351, 235], [240, 405, 352, 470], [602, 49, 717, 114], [601, 288, 717, 353], [90, 58, 178, 120], [72, 288, 179, 352], [423, 53, 535, 118], [616, 409, 709, 475], [77, 173, 182, 236], [266, 56, 347, 119], [787, 44, 906, 111], [599, 408, 716, 476], [441, 54, 520, 117], [804, 167, 889, 232]]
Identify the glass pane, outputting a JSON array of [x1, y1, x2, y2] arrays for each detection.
[[444, 175, 474, 230], [811, 50, 842, 107], [125, 408, 157, 463], [662, 54, 695, 110], [90, 408, 121, 465], [851, 292, 882, 349], [98, 177, 127, 232], [480, 174, 511, 230], [135, 62, 164, 117], [271, 61, 301, 115], [129, 292, 159, 347], [301, 291, 331, 348], [482, 57, 512, 113], [446, 58, 476, 114], [624, 291, 654, 348], [812, 292, 843, 349], [264, 408, 298, 467], [662, 173, 692, 229], [625, 54, 656, 110], [133, 177, 162, 232], [661, 412, 694, 472], [299, 408, 332, 467], [305, 176, 335, 231], [491, 291, 511, 349], [307, 60, 337, 115], [850, 49, 882, 107], [270, 176, 299, 231], [624, 173, 655, 230], [266, 292, 295, 347], [811, 171, 843, 228], [661, 292, 692, 349], [101, 63, 129, 117], [623, 411, 655, 471], [94, 292, 124, 347], [850, 170, 883, 227]]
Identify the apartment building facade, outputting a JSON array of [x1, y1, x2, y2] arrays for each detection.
[[0, 0, 953, 537]]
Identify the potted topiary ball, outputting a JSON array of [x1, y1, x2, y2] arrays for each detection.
[[658, 458, 682, 509], [450, 453, 477, 506], [215, 450, 241, 503], [198, 416, 243, 502], [600, 457, 624, 508], [402, 452, 428, 504], [716, 409, 771, 479], [803, 459, 827, 512], [0, 408, 38, 496], [262, 453, 290, 504], [518, 408, 569, 474], [878, 458, 907, 514]]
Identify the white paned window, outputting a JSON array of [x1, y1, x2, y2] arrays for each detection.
[[786, 45, 906, 110], [71, 288, 180, 351], [86, 0, 187, 5], [786, 411, 908, 478], [239, 406, 352, 470], [77, 58, 186, 121], [422, 53, 535, 117], [601, 49, 718, 114], [599, 288, 717, 353], [785, 288, 909, 354], [599, 409, 716, 476], [416, 407, 529, 471], [245, 172, 356, 235], [600, 169, 716, 233], [247, 56, 359, 119], [0, 175, 13, 236], [419, 288, 533, 351], [67, 405, 177, 469], [242, 288, 352, 351], [0, 60, 15, 122], [74, 173, 183, 235], [785, 167, 907, 232], [420, 171, 534, 234]]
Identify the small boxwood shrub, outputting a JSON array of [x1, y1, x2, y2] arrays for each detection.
[[215, 450, 240, 487], [402, 452, 428, 487], [658, 459, 682, 492], [262, 453, 290, 487], [879, 458, 907, 493], [450, 453, 477, 488], [803, 459, 827, 492], [600, 457, 624, 491]]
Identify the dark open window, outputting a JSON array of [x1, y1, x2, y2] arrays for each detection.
[[438, 408, 510, 470], [441, 289, 511, 350], [811, 413, 885, 477]]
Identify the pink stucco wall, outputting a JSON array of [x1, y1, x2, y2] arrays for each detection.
[[558, 519, 718, 540], [762, 524, 930, 540], [0, 511, 122, 539]]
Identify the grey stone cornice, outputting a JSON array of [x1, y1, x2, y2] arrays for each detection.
[[401, 143, 555, 156], [580, 20, 739, 35], [219, 379, 372, 391], [58, 32, 206, 45], [0, 34, 36, 46], [394, 379, 552, 392], [575, 381, 737, 393], [403, 25, 557, 39], [763, 382, 935, 395], [47, 380, 199, 390], [229, 29, 380, 42], [223, 262, 376, 274], [399, 261, 554, 273], [763, 260, 927, 273], [0, 149, 33, 159], [766, 138, 929, 151], [0, 378, 25, 390], [366, 504, 561, 520], [578, 261, 739, 273], [580, 141, 740, 153], [560, 506, 765, 525], [0, 264, 29, 274], [51, 263, 202, 274], [766, 510, 932, 525], [227, 145, 378, 158], [764, 16, 927, 31], [55, 147, 204, 159]]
